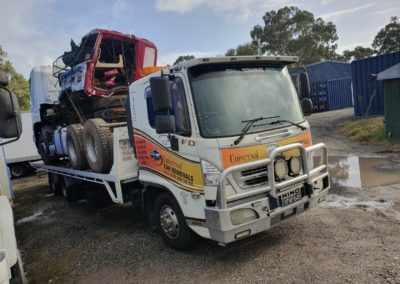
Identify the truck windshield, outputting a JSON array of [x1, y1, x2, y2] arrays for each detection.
[[189, 64, 304, 138]]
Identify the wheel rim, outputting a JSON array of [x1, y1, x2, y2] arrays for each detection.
[[160, 205, 180, 239], [67, 138, 77, 162], [12, 166, 23, 177], [86, 133, 98, 163]]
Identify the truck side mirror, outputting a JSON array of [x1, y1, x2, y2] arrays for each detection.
[[299, 72, 310, 99], [150, 77, 173, 113], [299, 72, 312, 116], [150, 76, 176, 134], [301, 98, 313, 116], [0, 70, 22, 143], [155, 115, 176, 134]]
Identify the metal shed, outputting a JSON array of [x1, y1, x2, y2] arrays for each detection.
[[377, 63, 400, 138], [290, 61, 352, 111], [351, 51, 400, 117]]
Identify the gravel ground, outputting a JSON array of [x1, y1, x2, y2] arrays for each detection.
[[12, 108, 400, 283]]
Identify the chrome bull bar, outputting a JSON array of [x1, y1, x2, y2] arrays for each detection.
[[216, 143, 328, 209]]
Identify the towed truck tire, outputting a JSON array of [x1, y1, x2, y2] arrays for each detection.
[[84, 118, 113, 173], [66, 124, 88, 170], [48, 173, 62, 195], [10, 163, 28, 178]]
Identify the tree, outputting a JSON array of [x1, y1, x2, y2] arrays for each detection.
[[0, 45, 30, 111], [372, 17, 400, 55], [173, 55, 195, 65], [341, 46, 375, 61], [225, 43, 259, 56], [242, 6, 338, 65]]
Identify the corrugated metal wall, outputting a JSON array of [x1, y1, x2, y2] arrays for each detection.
[[383, 79, 400, 138], [327, 78, 353, 110], [351, 51, 400, 117], [310, 78, 353, 111]]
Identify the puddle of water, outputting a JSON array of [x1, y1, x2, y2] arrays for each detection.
[[328, 156, 400, 188]]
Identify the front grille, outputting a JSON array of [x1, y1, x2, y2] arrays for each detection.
[[241, 165, 268, 176], [235, 165, 269, 188], [244, 175, 268, 186]]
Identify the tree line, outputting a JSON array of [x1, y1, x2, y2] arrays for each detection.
[[175, 7, 399, 66]]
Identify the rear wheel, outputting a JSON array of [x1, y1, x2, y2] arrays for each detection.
[[66, 124, 88, 170], [84, 119, 113, 173], [10, 164, 27, 178], [48, 173, 62, 195], [59, 176, 78, 202], [154, 192, 199, 250]]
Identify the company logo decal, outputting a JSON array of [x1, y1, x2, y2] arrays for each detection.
[[221, 130, 311, 168], [134, 130, 203, 192]]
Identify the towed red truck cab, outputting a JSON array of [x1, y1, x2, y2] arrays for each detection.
[[53, 29, 157, 97]]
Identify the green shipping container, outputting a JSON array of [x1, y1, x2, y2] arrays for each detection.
[[377, 63, 400, 138]]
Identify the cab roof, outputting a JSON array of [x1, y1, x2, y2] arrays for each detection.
[[175, 56, 299, 69]]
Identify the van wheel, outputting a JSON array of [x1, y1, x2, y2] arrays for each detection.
[[154, 192, 199, 250], [48, 173, 62, 195], [59, 177, 78, 202], [66, 124, 88, 170], [10, 164, 27, 178], [84, 119, 113, 173]]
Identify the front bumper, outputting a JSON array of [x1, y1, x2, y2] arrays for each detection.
[[204, 143, 330, 244]]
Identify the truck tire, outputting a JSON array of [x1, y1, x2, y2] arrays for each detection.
[[66, 124, 88, 170], [154, 192, 199, 250], [59, 176, 78, 202], [10, 163, 27, 178], [48, 173, 62, 195], [84, 118, 113, 173], [93, 94, 127, 111]]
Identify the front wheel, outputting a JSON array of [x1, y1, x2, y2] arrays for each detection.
[[154, 192, 199, 250]]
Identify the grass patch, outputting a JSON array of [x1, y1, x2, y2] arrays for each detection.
[[339, 116, 400, 148]]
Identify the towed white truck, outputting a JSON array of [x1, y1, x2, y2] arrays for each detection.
[[0, 70, 24, 283], [3, 112, 41, 178], [31, 56, 330, 250]]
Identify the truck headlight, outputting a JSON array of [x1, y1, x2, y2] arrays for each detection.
[[201, 160, 221, 186], [274, 158, 288, 180], [230, 208, 258, 225], [289, 156, 302, 175]]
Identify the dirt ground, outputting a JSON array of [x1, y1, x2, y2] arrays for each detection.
[[12, 108, 400, 284]]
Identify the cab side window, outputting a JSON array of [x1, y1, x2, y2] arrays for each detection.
[[146, 77, 191, 136]]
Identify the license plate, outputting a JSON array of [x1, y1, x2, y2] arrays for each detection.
[[279, 187, 303, 207]]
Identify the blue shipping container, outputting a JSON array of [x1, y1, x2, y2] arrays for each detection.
[[310, 78, 353, 111], [351, 51, 400, 117], [290, 61, 351, 83], [327, 78, 353, 110]]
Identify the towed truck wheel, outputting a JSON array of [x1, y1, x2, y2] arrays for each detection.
[[10, 163, 27, 178], [154, 192, 199, 250], [84, 118, 113, 173], [66, 124, 88, 170]]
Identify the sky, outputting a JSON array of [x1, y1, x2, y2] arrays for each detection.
[[0, 0, 398, 78]]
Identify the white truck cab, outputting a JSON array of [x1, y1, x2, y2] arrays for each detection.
[[128, 56, 329, 247]]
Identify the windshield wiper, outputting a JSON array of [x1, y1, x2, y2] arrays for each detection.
[[232, 116, 280, 146], [255, 119, 306, 131]]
